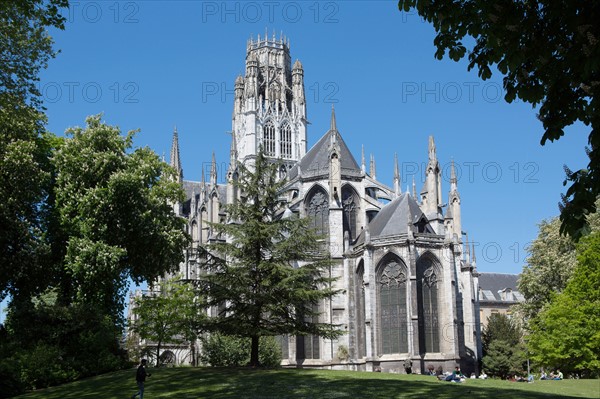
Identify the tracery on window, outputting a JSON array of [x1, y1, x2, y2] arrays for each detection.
[[307, 189, 329, 235], [263, 121, 276, 156], [280, 122, 292, 159], [417, 257, 440, 353], [342, 186, 358, 240], [378, 258, 408, 354]]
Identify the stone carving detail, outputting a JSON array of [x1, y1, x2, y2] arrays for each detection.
[[342, 193, 355, 211], [379, 261, 406, 287], [422, 263, 437, 288], [309, 191, 328, 212]]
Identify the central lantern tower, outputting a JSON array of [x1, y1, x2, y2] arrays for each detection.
[[231, 32, 307, 172]]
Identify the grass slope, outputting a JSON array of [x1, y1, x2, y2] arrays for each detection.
[[16, 368, 600, 399]]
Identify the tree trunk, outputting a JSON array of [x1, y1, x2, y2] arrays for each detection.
[[156, 342, 161, 367], [190, 341, 196, 366], [250, 335, 260, 367]]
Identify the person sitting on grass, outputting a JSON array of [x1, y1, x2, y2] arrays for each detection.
[[553, 369, 563, 380], [445, 366, 465, 382]]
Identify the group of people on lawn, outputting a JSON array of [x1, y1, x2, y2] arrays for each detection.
[[436, 366, 564, 383], [540, 369, 563, 380]]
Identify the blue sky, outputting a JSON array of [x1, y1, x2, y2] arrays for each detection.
[[38, 1, 587, 276]]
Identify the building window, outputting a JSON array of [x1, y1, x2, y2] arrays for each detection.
[[306, 188, 329, 235], [342, 186, 358, 240], [417, 256, 440, 353], [263, 121, 276, 156], [378, 257, 408, 354], [280, 122, 292, 159], [296, 303, 320, 360]]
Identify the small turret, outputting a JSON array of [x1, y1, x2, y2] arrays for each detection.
[[447, 159, 462, 240], [329, 106, 341, 203], [361, 145, 366, 174], [170, 126, 183, 183], [370, 154, 377, 180], [210, 152, 217, 186], [393, 153, 401, 197]]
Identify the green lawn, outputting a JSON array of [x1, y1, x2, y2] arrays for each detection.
[[16, 368, 600, 399]]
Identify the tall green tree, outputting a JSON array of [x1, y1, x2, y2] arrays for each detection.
[[199, 150, 342, 367], [0, 0, 69, 301], [482, 313, 522, 355], [518, 206, 600, 321], [482, 313, 526, 378], [527, 231, 600, 376], [518, 218, 577, 321], [52, 115, 188, 322], [397, 0, 600, 240], [131, 277, 201, 367]]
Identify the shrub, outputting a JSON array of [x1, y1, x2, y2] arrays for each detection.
[[199, 333, 282, 368]]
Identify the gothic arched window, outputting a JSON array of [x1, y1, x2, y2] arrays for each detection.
[[306, 187, 329, 236], [378, 257, 408, 354], [417, 256, 440, 353], [280, 122, 292, 159], [263, 121, 276, 156], [342, 186, 359, 240], [296, 302, 320, 360]]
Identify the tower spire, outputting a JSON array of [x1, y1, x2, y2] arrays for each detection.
[[450, 159, 458, 192], [330, 104, 337, 132], [412, 176, 417, 199], [361, 145, 366, 173], [447, 158, 462, 240], [370, 154, 376, 180], [170, 126, 183, 183], [210, 152, 217, 185], [393, 152, 401, 196], [229, 132, 237, 171]]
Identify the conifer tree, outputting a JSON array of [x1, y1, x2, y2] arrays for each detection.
[[198, 150, 342, 367]]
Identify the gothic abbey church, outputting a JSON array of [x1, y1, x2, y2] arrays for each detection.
[[166, 34, 481, 374]]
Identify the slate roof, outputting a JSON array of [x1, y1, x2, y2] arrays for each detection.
[[181, 180, 227, 217], [478, 273, 522, 302], [369, 193, 427, 237], [289, 129, 361, 180]]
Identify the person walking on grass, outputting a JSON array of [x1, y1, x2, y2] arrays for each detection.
[[132, 359, 151, 399]]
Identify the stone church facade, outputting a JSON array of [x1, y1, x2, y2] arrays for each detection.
[[149, 34, 481, 374]]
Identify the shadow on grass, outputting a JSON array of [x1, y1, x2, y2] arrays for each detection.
[[16, 367, 593, 399]]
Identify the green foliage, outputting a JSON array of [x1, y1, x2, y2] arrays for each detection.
[[1, 297, 128, 396], [52, 114, 188, 321], [199, 332, 282, 368], [482, 313, 526, 378], [483, 340, 527, 380], [0, 0, 69, 301], [199, 149, 342, 367], [0, 0, 68, 109], [482, 313, 522, 355], [397, 0, 600, 240], [527, 231, 600, 376], [132, 277, 206, 367], [518, 218, 578, 321]]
